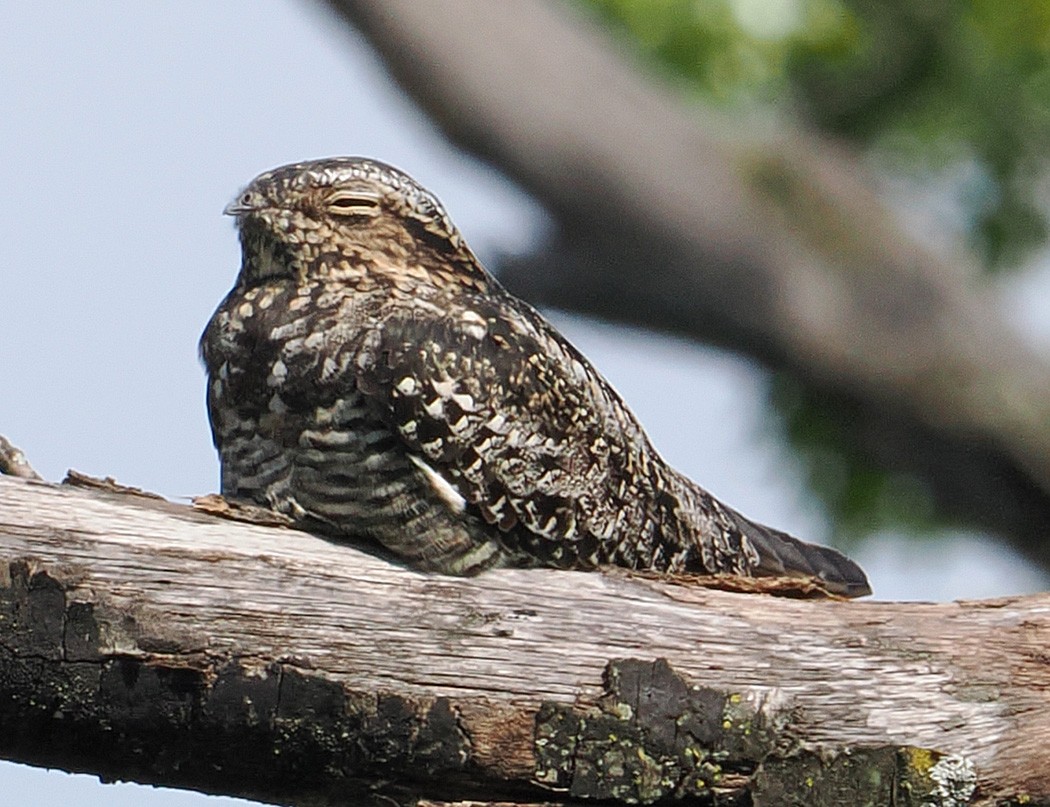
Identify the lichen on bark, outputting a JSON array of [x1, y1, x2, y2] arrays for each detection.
[[533, 658, 978, 805]]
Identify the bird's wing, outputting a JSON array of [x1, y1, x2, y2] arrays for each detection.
[[348, 293, 656, 567]]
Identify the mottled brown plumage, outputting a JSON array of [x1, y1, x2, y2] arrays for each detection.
[[201, 157, 870, 596]]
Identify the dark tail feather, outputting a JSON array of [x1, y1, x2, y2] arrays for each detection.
[[730, 509, 872, 597]]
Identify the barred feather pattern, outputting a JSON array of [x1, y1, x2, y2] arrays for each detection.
[[201, 157, 870, 596]]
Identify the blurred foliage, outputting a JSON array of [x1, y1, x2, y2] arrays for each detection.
[[581, 0, 1050, 542], [768, 372, 939, 543], [584, 0, 1050, 270]]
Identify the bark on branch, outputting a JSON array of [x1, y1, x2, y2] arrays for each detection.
[[0, 474, 1047, 805], [324, 0, 1050, 564]]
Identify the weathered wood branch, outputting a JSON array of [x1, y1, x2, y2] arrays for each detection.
[[325, 0, 1050, 564], [1, 474, 1048, 804]]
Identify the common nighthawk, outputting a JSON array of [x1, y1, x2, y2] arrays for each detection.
[[200, 157, 870, 597]]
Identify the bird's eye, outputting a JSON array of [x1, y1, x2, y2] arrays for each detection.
[[325, 190, 381, 218], [240, 192, 253, 206]]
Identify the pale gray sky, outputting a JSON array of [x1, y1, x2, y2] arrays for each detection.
[[3, 2, 1046, 804]]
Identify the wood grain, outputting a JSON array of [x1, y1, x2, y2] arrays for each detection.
[[0, 474, 1045, 804]]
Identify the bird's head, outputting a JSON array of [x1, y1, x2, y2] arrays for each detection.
[[225, 157, 488, 290]]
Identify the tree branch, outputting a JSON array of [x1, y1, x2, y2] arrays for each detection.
[[1, 474, 1047, 804], [323, 0, 1050, 563]]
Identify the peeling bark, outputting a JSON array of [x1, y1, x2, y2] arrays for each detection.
[[1, 476, 1048, 804]]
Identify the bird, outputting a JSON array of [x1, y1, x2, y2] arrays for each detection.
[[200, 157, 871, 597]]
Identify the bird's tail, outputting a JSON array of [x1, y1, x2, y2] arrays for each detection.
[[727, 507, 872, 597]]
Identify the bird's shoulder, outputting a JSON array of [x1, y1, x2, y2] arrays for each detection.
[[354, 289, 636, 451], [349, 289, 659, 550]]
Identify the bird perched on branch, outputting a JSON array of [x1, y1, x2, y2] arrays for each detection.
[[201, 157, 870, 597]]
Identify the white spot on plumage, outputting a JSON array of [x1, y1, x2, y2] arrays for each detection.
[[396, 376, 418, 395], [461, 309, 487, 339], [271, 318, 309, 340], [299, 428, 353, 446], [421, 438, 443, 456], [486, 413, 506, 432], [283, 337, 304, 356], [422, 397, 444, 417], [268, 359, 287, 387], [321, 356, 339, 380], [409, 454, 466, 514], [431, 378, 456, 398]]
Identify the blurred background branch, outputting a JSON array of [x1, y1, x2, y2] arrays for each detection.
[[328, 0, 1050, 567]]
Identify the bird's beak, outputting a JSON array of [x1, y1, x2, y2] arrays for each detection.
[[223, 200, 251, 217]]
